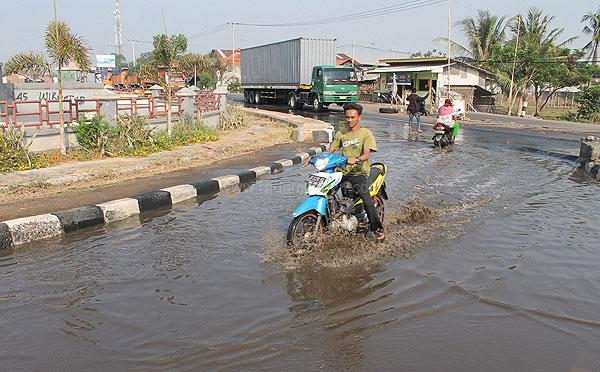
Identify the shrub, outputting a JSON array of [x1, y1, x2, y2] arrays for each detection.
[[73, 116, 112, 154], [218, 105, 247, 130], [0, 125, 49, 173], [576, 84, 600, 122], [168, 116, 218, 146], [227, 77, 241, 93]]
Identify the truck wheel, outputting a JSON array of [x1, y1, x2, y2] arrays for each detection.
[[244, 91, 250, 103], [289, 94, 297, 109], [254, 91, 261, 105], [313, 97, 323, 112]]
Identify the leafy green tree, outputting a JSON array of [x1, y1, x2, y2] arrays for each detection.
[[488, 8, 577, 116], [178, 53, 215, 86], [151, 33, 187, 67], [582, 6, 600, 64], [530, 51, 594, 115], [112, 53, 128, 68]]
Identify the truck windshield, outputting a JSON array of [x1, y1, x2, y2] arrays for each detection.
[[324, 69, 357, 85]]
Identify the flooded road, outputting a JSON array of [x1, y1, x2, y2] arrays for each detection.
[[1, 107, 599, 371]]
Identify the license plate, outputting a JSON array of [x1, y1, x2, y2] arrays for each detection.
[[339, 96, 347, 100], [434, 131, 445, 135], [305, 174, 326, 187]]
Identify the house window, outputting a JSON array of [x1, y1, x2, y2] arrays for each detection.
[[418, 79, 430, 91]]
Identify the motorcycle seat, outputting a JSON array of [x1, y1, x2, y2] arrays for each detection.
[[368, 163, 385, 185]]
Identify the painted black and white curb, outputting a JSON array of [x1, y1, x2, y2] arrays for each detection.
[[0, 145, 329, 250]]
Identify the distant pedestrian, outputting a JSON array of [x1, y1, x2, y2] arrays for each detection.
[[406, 88, 429, 133]]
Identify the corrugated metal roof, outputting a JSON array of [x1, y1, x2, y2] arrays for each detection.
[[367, 64, 447, 74]]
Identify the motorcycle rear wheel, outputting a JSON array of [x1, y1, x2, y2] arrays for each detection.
[[287, 211, 324, 246], [373, 194, 385, 222]]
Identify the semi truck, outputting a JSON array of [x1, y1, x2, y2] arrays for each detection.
[[240, 38, 359, 111]]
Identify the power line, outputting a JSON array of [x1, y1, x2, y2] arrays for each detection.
[[127, 39, 153, 44], [479, 59, 600, 64], [232, 0, 445, 27], [338, 43, 412, 55], [188, 24, 230, 40]]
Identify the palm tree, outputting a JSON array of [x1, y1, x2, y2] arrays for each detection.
[[46, 20, 91, 155], [5, 20, 91, 155], [457, 10, 507, 64], [582, 7, 600, 64], [508, 8, 577, 116], [151, 33, 187, 135], [4, 52, 52, 81], [512, 8, 576, 50]]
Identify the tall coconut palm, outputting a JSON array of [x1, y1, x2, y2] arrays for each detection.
[[512, 8, 576, 49], [582, 7, 600, 64], [46, 20, 91, 155], [457, 10, 507, 64]]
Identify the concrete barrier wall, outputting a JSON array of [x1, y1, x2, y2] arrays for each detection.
[[21, 103, 222, 152], [13, 82, 110, 101], [0, 83, 14, 102]]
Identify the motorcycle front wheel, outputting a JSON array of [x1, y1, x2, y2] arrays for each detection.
[[287, 211, 324, 245]]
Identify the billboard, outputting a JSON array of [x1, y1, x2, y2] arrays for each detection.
[[96, 54, 116, 68]]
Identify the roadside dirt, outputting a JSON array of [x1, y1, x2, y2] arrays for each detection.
[[0, 117, 298, 220]]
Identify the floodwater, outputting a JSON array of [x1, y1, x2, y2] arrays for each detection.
[[1, 108, 599, 371]]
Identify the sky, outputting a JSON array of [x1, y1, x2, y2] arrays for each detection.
[[0, 0, 596, 65]]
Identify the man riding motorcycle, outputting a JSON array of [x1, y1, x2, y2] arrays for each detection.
[[326, 103, 385, 242]]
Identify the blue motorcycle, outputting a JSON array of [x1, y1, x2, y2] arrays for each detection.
[[287, 152, 388, 245]]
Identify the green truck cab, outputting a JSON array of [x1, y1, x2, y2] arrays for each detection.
[[307, 65, 359, 110]]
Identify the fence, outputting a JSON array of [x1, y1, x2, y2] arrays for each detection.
[[196, 92, 222, 113], [0, 92, 224, 130], [0, 98, 100, 129]]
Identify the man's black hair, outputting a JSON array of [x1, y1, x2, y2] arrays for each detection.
[[343, 102, 363, 115]]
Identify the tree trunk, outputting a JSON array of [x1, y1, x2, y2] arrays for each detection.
[[533, 85, 540, 117], [57, 64, 66, 155], [539, 87, 561, 113], [517, 94, 524, 118]]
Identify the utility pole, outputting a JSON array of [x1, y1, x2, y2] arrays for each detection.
[[114, 0, 123, 55], [130, 40, 136, 67], [446, 0, 451, 100], [231, 23, 236, 70], [507, 15, 521, 117]]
